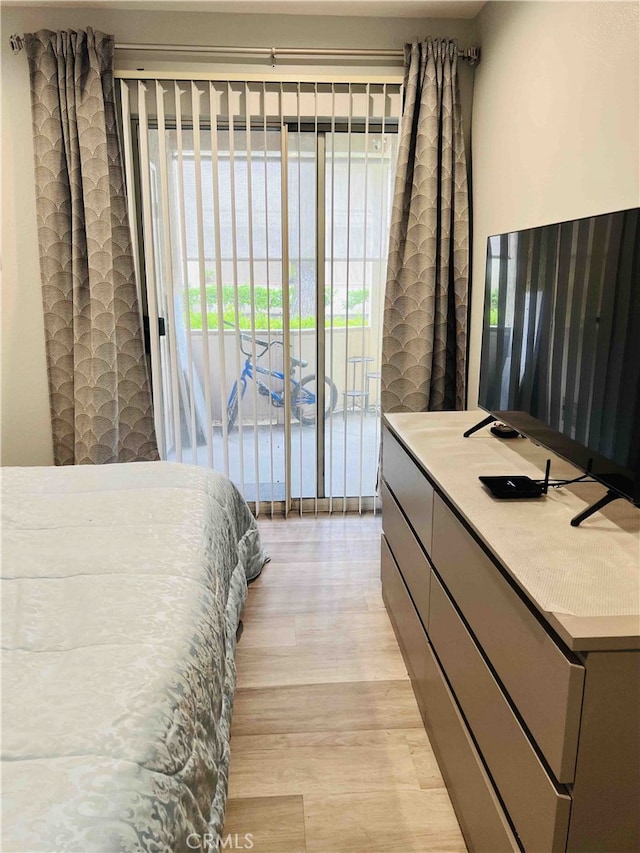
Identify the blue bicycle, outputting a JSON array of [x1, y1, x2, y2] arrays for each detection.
[[226, 331, 339, 431]]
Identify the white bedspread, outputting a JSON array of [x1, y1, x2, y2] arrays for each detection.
[[1, 462, 264, 852]]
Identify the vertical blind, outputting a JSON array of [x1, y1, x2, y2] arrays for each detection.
[[119, 78, 401, 515]]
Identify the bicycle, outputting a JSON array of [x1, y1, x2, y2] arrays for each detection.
[[226, 331, 339, 431]]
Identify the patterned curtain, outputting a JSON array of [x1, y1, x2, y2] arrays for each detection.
[[382, 39, 469, 413], [25, 28, 159, 465]]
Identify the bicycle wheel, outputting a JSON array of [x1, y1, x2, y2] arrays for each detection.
[[227, 386, 240, 431], [291, 374, 339, 426]]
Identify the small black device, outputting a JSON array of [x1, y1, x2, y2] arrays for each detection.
[[479, 476, 544, 499], [490, 423, 520, 439], [480, 460, 551, 500]]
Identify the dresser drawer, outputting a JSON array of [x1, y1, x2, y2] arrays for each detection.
[[430, 571, 571, 852], [432, 495, 584, 783], [421, 646, 520, 853], [382, 426, 434, 555], [381, 537, 520, 853], [380, 535, 429, 699], [382, 481, 431, 632]]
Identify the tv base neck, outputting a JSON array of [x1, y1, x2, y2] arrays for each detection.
[[570, 489, 623, 527], [463, 414, 496, 438]]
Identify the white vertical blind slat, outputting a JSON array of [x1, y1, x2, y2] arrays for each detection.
[[173, 83, 199, 464], [155, 81, 184, 462], [262, 82, 276, 515], [357, 83, 372, 513], [137, 81, 166, 456], [296, 83, 303, 516], [313, 81, 320, 517], [209, 82, 231, 476], [280, 85, 292, 517], [372, 81, 388, 514], [244, 83, 262, 514], [342, 83, 353, 513], [191, 82, 215, 469], [328, 84, 337, 515], [226, 82, 247, 496]]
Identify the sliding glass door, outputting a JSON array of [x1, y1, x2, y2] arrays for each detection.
[[120, 79, 399, 513], [323, 130, 396, 506]]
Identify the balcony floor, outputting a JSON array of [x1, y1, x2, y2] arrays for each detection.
[[166, 410, 381, 504]]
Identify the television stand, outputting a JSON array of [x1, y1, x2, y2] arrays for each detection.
[[462, 414, 496, 438], [570, 489, 623, 527], [382, 412, 640, 853]]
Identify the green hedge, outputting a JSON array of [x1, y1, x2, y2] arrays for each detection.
[[185, 283, 370, 330], [189, 285, 369, 312], [188, 310, 366, 331], [189, 284, 284, 312]]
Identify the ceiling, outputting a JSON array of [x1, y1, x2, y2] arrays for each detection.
[[2, 0, 487, 19]]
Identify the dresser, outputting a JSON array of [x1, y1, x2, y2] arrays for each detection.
[[381, 412, 640, 853]]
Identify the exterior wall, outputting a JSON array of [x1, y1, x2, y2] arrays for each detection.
[[468, 1, 640, 405]]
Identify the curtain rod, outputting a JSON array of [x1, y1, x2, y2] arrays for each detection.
[[9, 34, 480, 66]]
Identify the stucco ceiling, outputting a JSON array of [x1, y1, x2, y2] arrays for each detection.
[[2, 0, 487, 19]]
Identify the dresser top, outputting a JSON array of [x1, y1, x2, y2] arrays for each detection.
[[385, 411, 640, 651]]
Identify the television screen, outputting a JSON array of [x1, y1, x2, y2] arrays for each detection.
[[478, 207, 640, 505]]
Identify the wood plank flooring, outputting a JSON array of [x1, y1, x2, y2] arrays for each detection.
[[224, 514, 467, 853]]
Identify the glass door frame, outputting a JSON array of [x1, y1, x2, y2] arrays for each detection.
[[126, 103, 397, 515]]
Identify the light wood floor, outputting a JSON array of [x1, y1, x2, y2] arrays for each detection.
[[224, 514, 467, 853]]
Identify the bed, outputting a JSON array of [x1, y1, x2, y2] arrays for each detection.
[[1, 461, 264, 852]]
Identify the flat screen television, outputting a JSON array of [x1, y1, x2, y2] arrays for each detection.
[[478, 207, 640, 508]]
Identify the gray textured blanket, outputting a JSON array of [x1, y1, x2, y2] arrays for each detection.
[[2, 462, 264, 852]]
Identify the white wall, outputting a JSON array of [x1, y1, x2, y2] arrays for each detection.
[[2, 13, 54, 466], [468, 1, 640, 405], [0, 4, 476, 465]]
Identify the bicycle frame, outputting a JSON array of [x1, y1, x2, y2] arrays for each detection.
[[226, 336, 317, 419], [229, 357, 288, 411]]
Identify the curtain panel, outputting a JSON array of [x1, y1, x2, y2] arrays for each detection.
[[382, 39, 470, 413], [25, 28, 158, 465]]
